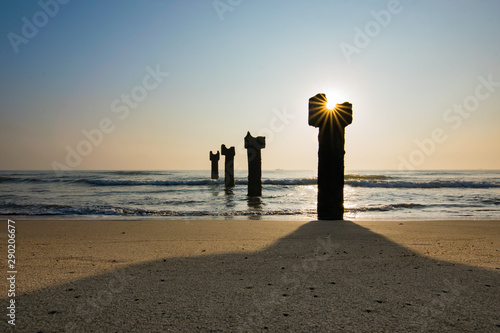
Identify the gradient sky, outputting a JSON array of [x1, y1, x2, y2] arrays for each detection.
[[1, 0, 499, 171]]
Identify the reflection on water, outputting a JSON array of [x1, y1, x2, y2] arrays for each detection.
[[209, 183, 220, 197], [247, 196, 264, 220], [224, 187, 235, 209], [247, 196, 263, 209]]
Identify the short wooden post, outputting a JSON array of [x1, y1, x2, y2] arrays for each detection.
[[221, 145, 235, 187], [209, 151, 220, 180]]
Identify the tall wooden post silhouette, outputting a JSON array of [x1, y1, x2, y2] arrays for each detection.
[[209, 151, 220, 180], [309, 93, 353, 220], [221, 144, 235, 187], [244, 132, 266, 197]]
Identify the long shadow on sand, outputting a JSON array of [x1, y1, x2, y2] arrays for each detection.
[[6, 221, 500, 332]]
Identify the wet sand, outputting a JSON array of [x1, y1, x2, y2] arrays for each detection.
[[2, 219, 499, 332]]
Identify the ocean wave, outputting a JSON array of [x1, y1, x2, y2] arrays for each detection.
[[105, 171, 167, 176], [277, 178, 500, 189], [345, 180, 500, 189], [481, 199, 500, 205], [83, 178, 316, 186], [345, 174, 391, 180], [0, 201, 428, 216], [0, 176, 44, 183], [1, 201, 496, 217], [346, 203, 425, 212], [0, 203, 310, 217], [84, 179, 226, 186], [2, 174, 498, 189], [0, 202, 83, 215], [263, 178, 317, 185], [0, 176, 15, 183]]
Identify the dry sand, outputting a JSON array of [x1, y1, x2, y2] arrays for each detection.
[[1, 219, 499, 332]]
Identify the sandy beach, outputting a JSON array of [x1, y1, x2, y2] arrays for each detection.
[[2, 219, 499, 332]]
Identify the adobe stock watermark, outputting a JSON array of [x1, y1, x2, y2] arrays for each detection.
[[232, 106, 296, 171], [399, 74, 499, 170], [51, 64, 169, 175], [7, 0, 71, 54], [213, 0, 243, 21], [415, 278, 465, 332], [64, 269, 133, 332], [339, 0, 408, 64], [238, 235, 339, 331]]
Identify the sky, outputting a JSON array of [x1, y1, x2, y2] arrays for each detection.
[[1, 0, 499, 171]]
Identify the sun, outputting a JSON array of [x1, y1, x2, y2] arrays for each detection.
[[324, 90, 347, 109], [308, 92, 353, 132], [325, 99, 336, 110]]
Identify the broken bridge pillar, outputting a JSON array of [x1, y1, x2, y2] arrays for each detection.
[[221, 144, 235, 187], [244, 132, 266, 197], [209, 151, 220, 180], [309, 93, 353, 220]]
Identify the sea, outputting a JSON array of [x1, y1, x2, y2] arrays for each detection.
[[0, 170, 499, 221]]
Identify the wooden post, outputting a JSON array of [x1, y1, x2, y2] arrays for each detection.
[[244, 132, 266, 197], [309, 93, 352, 220], [221, 145, 235, 187], [209, 151, 220, 180]]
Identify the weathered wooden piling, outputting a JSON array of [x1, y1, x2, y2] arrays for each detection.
[[309, 93, 352, 220], [221, 144, 235, 187], [244, 132, 266, 197], [209, 151, 220, 180]]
